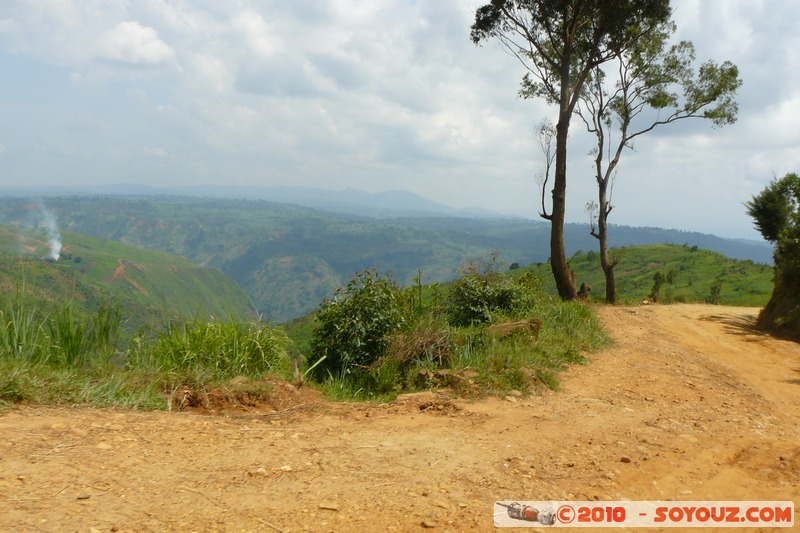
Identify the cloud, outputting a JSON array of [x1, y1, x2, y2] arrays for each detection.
[[2, 0, 798, 238], [97, 21, 175, 66]]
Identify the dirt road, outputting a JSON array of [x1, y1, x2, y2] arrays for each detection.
[[2, 304, 798, 532]]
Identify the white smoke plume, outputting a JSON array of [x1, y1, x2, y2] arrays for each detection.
[[38, 201, 62, 261]]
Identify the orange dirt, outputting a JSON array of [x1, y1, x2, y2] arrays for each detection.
[[1, 304, 798, 532], [110, 259, 149, 296]]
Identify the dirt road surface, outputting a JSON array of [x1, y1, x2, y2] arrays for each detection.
[[2, 304, 799, 532]]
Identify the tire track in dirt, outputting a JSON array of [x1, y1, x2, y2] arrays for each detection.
[[1, 304, 798, 531]]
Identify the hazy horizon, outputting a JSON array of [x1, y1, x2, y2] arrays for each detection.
[[3, 1, 798, 241]]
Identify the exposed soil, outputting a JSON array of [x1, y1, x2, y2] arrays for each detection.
[[2, 304, 799, 532]]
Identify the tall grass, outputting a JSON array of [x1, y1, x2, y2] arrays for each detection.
[[0, 299, 292, 409], [129, 318, 291, 377], [0, 301, 46, 363]]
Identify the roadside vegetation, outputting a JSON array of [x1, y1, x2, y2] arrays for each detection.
[[1, 241, 773, 409], [0, 295, 291, 410], [746, 173, 800, 338], [1, 255, 609, 409], [296, 256, 609, 401]]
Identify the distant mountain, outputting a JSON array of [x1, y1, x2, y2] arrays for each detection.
[[0, 183, 510, 219], [0, 195, 774, 322]]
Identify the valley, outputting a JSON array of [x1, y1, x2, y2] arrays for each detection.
[[0, 195, 774, 322]]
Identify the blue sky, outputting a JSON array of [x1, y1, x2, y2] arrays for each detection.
[[1, 0, 799, 239]]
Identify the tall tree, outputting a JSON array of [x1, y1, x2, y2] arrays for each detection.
[[471, 0, 671, 300], [577, 22, 741, 303], [746, 173, 800, 338]]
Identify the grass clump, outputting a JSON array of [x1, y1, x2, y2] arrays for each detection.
[[0, 297, 291, 410], [129, 318, 291, 377]]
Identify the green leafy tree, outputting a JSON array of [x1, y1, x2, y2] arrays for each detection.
[[578, 22, 741, 303], [746, 173, 800, 337], [471, 0, 671, 301]]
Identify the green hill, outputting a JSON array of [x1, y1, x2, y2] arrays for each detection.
[[0, 224, 257, 331], [520, 244, 772, 306], [0, 196, 773, 321]]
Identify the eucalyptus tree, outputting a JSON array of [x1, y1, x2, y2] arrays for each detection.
[[578, 22, 741, 303], [471, 0, 671, 300]]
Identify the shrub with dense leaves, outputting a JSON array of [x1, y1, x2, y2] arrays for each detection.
[[308, 270, 408, 380], [446, 257, 543, 327]]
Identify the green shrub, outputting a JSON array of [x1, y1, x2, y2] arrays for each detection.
[[446, 256, 544, 326], [308, 269, 409, 380]]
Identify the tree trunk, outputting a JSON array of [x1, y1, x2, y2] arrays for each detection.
[[597, 181, 616, 303], [551, 106, 577, 301]]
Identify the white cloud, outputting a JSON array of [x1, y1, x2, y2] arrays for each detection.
[[1, 0, 799, 238], [97, 20, 175, 66]]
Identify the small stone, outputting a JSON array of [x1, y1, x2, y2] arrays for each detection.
[[421, 520, 437, 528], [280, 465, 293, 472], [319, 502, 339, 511], [620, 456, 632, 463], [248, 467, 268, 477], [380, 441, 395, 447], [779, 455, 789, 461], [504, 396, 518, 403]]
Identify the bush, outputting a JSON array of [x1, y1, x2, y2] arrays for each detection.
[[446, 256, 543, 327], [308, 270, 409, 380]]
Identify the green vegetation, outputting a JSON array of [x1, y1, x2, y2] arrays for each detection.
[[0, 296, 291, 409], [0, 224, 256, 332], [0, 196, 775, 409], [0, 196, 772, 321], [299, 260, 610, 400], [746, 173, 800, 338], [309, 270, 408, 382], [522, 244, 772, 307]]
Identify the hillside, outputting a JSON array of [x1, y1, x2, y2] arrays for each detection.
[[0, 196, 773, 321], [521, 244, 773, 306], [0, 224, 256, 330]]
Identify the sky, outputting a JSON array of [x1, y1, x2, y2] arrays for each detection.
[[1, 1, 798, 240]]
